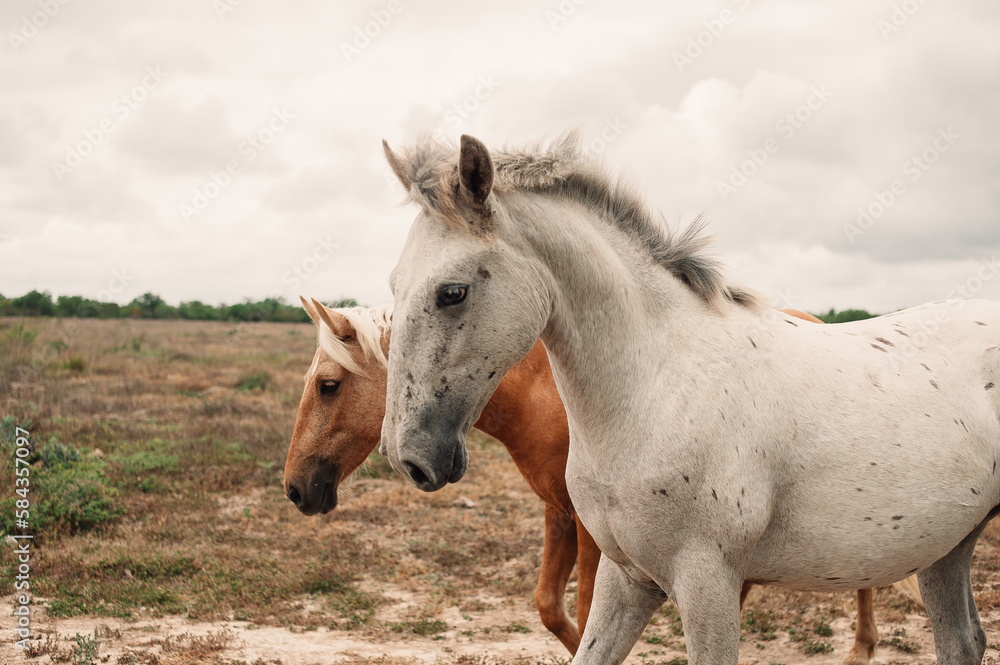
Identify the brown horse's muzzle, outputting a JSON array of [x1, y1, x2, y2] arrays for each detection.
[[284, 462, 340, 515]]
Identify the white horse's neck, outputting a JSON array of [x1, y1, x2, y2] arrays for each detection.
[[501, 193, 755, 445]]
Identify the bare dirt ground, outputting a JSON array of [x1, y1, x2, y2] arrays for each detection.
[[4, 318, 1000, 664]]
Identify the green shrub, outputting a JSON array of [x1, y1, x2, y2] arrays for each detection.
[[236, 371, 270, 391], [0, 434, 123, 537]]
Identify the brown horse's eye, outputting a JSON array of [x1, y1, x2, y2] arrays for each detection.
[[319, 380, 340, 396]]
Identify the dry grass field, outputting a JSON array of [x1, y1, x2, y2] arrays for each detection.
[[4, 317, 1000, 664]]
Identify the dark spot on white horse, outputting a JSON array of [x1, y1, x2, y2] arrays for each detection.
[[856, 488, 863, 492], [658, 489, 668, 496], [588, 638, 596, 650], [477, 267, 491, 279], [972, 488, 980, 495], [683, 474, 690, 483], [895, 329, 910, 337], [921, 363, 932, 372], [993, 461, 996, 475], [457, 322, 465, 330], [864, 517, 872, 521], [405, 386, 413, 400], [961, 419, 968, 432], [712, 489, 718, 500], [892, 525, 899, 530], [892, 515, 903, 520], [406, 372, 414, 382], [871, 462, 877, 466], [976, 321, 987, 326], [907, 567, 919, 574], [741, 487, 745, 496], [748, 337, 757, 349], [925, 413, 931, 417], [785, 319, 798, 327], [487, 370, 496, 379], [718, 542, 722, 550], [825, 577, 841, 581], [875, 337, 895, 347], [440, 376, 448, 384], [987, 382, 995, 390], [861, 577, 871, 582], [870, 343, 888, 353], [930, 380, 939, 389]]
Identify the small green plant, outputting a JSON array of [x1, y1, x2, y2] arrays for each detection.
[[742, 608, 778, 641], [802, 639, 833, 655], [72, 632, 99, 665], [130, 334, 145, 352], [390, 618, 448, 635], [63, 356, 86, 372], [814, 620, 833, 637], [502, 621, 530, 633], [645, 634, 665, 644], [236, 371, 271, 391]]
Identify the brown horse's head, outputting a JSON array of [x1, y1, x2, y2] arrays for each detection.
[[283, 296, 392, 515]]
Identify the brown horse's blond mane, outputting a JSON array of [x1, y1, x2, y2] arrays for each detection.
[[388, 132, 760, 308], [317, 303, 393, 376]]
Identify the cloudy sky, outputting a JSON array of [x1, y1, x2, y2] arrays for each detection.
[[1, 0, 998, 314]]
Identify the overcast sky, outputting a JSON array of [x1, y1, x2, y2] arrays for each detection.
[[1, 0, 998, 314]]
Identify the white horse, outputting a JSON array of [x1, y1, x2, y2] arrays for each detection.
[[378, 133, 1000, 665]]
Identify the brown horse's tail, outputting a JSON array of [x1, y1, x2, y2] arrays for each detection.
[[891, 575, 923, 606]]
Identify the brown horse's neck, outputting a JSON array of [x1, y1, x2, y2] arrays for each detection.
[[474, 341, 572, 506]]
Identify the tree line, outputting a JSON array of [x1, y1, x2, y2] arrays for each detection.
[[0, 290, 359, 323], [1, 290, 877, 324]]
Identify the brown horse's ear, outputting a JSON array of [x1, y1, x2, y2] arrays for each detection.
[[310, 298, 355, 341], [300, 295, 321, 326], [458, 134, 494, 207], [383, 139, 410, 190]]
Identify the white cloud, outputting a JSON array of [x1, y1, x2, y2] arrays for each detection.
[[1, 0, 998, 314]]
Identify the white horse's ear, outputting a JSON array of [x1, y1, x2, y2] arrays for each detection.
[[310, 298, 355, 341], [383, 139, 410, 190], [300, 295, 321, 326], [458, 134, 494, 207]]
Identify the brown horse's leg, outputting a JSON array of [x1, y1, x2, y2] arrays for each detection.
[[536, 505, 581, 654], [574, 514, 601, 635], [844, 588, 877, 665], [739, 581, 754, 610]]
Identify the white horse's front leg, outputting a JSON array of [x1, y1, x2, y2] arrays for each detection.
[[671, 552, 743, 665], [572, 554, 666, 664]]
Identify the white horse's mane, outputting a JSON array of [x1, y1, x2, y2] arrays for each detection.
[[387, 132, 759, 308], [317, 303, 394, 375]]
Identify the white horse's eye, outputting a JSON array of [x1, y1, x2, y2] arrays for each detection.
[[436, 284, 468, 307]]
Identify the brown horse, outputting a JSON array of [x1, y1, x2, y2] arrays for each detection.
[[284, 298, 916, 661]]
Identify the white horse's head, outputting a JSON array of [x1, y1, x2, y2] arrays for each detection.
[[379, 135, 550, 491]]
